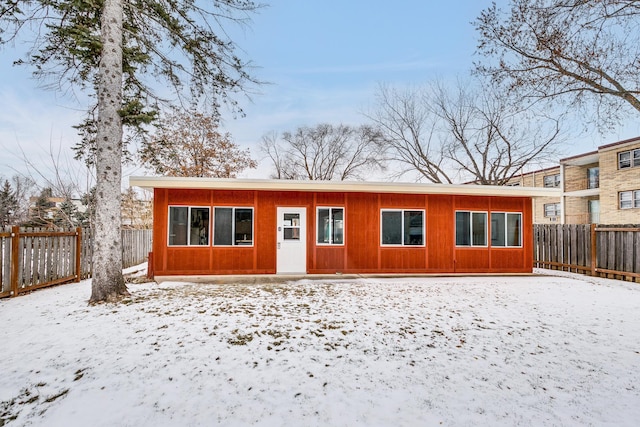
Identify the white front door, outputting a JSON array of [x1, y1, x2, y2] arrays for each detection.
[[276, 207, 307, 274]]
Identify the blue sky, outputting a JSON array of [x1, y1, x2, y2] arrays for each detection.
[[1, 0, 638, 184]]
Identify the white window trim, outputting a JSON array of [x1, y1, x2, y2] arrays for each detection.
[[167, 205, 211, 247], [543, 174, 561, 188], [455, 210, 488, 247], [619, 190, 640, 209], [213, 206, 255, 247], [490, 212, 523, 248], [544, 203, 561, 217], [316, 207, 345, 246], [380, 209, 426, 247], [618, 149, 640, 169]]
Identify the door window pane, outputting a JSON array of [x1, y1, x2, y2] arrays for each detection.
[[283, 213, 300, 240]]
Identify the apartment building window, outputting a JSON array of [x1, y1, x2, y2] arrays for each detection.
[[544, 203, 561, 217], [618, 149, 640, 169], [619, 190, 640, 209], [587, 167, 599, 189], [543, 174, 561, 188]]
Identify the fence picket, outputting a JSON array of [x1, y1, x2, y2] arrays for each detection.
[[534, 224, 639, 282], [0, 228, 152, 298]]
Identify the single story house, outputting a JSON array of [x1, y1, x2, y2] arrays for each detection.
[[130, 177, 560, 279]]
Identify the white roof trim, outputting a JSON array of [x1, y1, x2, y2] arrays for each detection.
[[129, 176, 561, 198]]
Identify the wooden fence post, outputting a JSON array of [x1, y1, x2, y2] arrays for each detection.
[[75, 227, 82, 282], [10, 226, 19, 297], [590, 223, 597, 277]]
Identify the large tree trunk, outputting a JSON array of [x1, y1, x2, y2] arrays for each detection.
[[90, 0, 128, 303]]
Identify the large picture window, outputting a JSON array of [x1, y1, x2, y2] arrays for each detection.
[[168, 206, 210, 246], [381, 210, 424, 246], [491, 212, 522, 247], [213, 207, 254, 246], [317, 207, 344, 245], [455, 211, 487, 246]]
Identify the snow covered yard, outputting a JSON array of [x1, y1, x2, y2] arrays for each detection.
[[1, 271, 639, 427]]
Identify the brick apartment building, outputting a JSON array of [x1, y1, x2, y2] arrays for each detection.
[[508, 136, 640, 225]]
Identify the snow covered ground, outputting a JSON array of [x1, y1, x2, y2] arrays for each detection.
[[1, 267, 639, 426]]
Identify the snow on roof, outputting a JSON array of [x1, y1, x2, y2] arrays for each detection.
[[129, 176, 560, 198]]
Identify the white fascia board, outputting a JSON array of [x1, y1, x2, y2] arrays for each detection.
[[129, 176, 561, 198]]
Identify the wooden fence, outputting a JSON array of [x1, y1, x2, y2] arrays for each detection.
[[0, 227, 152, 298], [534, 224, 640, 283]]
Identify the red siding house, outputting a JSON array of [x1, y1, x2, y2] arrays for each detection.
[[130, 177, 560, 279]]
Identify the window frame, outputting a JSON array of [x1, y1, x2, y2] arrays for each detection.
[[316, 207, 345, 246], [490, 212, 523, 248], [544, 202, 561, 217], [455, 211, 488, 247], [212, 206, 255, 247], [618, 149, 640, 169], [380, 209, 425, 247], [167, 205, 211, 247], [619, 190, 640, 209], [543, 174, 561, 188]]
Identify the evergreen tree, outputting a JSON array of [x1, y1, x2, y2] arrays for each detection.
[[1, 0, 261, 302], [0, 179, 19, 227]]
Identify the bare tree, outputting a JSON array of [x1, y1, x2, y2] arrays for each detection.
[[474, 0, 640, 131], [139, 111, 257, 178], [260, 124, 386, 181], [369, 84, 453, 183], [368, 80, 565, 184]]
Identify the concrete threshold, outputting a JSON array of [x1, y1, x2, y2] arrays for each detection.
[[153, 272, 537, 285]]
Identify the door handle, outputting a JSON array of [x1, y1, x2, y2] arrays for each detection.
[[277, 242, 281, 249]]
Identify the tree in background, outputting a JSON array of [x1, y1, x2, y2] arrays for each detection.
[[140, 111, 257, 178], [1, 0, 261, 302], [260, 124, 386, 180], [369, 80, 564, 185], [121, 188, 152, 229], [0, 180, 19, 227], [475, 0, 640, 132], [25, 188, 55, 228]]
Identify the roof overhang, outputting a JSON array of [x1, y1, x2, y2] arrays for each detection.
[[560, 152, 599, 166], [130, 176, 561, 198]]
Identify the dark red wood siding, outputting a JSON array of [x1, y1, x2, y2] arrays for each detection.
[[151, 188, 534, 276]]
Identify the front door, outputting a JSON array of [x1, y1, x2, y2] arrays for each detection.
[[276, 207, 307, 274]]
